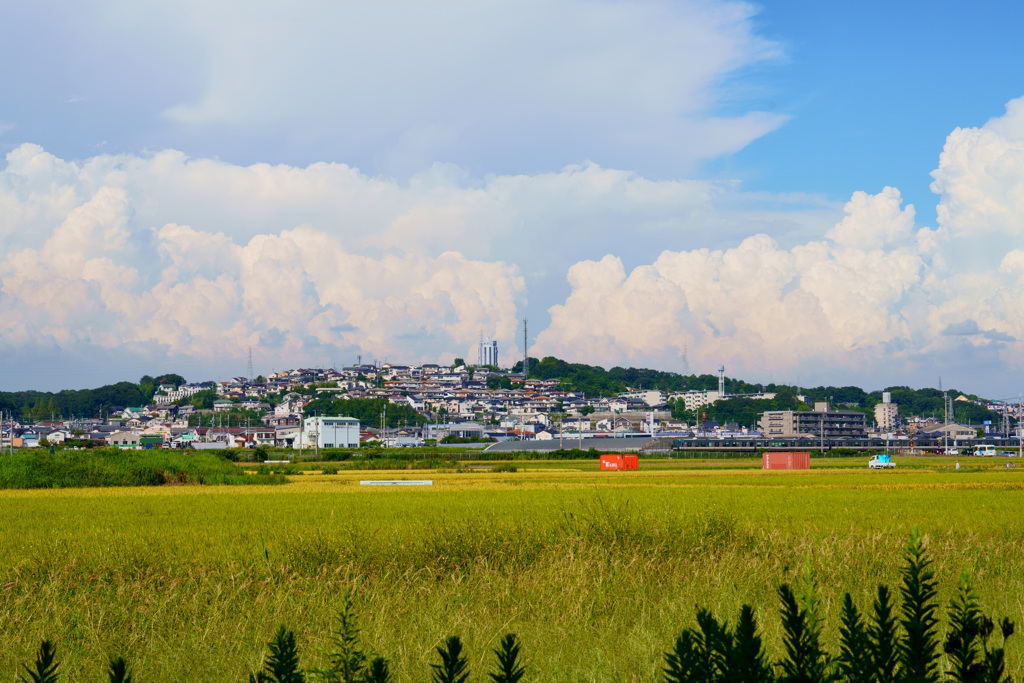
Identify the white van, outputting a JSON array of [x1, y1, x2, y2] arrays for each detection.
[[976, 445, 997, 457]]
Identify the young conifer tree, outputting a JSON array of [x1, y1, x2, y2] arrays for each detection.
[[899, 528, 940, 683], [431, 637, 469, 683], [869, 585, 900, 683], [489, 634, 526, 683], [20, 641, 59, 683]]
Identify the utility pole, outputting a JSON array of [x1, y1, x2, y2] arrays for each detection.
[[943, 390, 949, 454], [820, 411, 824, 455], [580, 393, 585, 450], [522, 319, 529, 379]]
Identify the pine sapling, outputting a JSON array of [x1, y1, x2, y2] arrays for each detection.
[[980, 617, 1014, 683], [365, 657, 392, 683], [777, 581, 830, 683], [695, 609, 732, 681], [663, 630, 701, 683], [489, 634, 525, 683], [107, 656, 133, 683], [312, 590, 367, 683], [943, 572, 983, 682], [252, 625, 305, 683], [899, 528, 940, 683], [431, 636, 469, 683], [20, 640, 59, 683], [869, 585, 900, 683], [726, 605, 774, 683], [837, 593, 872, 683]]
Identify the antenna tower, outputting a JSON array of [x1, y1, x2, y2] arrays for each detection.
[[682, 343, 690, 375], [247, 346, 254, 380], [522, 319, 529, 378]]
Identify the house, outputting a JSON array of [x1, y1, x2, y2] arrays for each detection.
[[45, 429, 72, 445], [918, 423, 977, 441], [16, 429, 42, 448], [213, 400, 235, 413], [106, 431, 142, 449], [265, 415, 300, 427], [595, 416, 634, 432]]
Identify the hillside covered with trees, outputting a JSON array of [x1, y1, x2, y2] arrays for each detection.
[[0, 374, 189, 421]]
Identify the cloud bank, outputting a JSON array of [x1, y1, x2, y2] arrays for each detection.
[[538, 97, 1024, 393], [1, 0, 785, 177], [2, 97, 1024, 393]]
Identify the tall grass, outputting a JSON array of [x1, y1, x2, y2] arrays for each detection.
[[3, 469, 1024, 679], [14, 531, 1020, 682], [0, 448, 285, 488]]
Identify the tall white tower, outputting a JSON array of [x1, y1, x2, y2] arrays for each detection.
[[478, 337, 498, 367], [718, 365, 725, 397]]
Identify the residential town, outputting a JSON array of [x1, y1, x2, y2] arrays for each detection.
[[1, 357, 1020, 452]]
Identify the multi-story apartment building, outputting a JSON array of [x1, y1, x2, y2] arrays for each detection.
[[759, 402, 867, 439], [874, 392, 899, 431]]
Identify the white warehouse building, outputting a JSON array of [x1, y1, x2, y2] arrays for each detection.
[[295, 416, 360, 449]]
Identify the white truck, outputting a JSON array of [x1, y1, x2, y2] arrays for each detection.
[[869, 454, 896, 469]]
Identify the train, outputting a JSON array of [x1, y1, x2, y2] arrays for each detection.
[[657, 435, 1023, 455]]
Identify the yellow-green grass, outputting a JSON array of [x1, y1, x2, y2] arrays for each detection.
[[3, 460, 1024, 681]]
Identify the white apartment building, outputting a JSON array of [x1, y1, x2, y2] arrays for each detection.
[[674, 389, 722, 412], [153, 384, 207, 405], [294, 416, 360, 449], [669, 389, 777, 413]]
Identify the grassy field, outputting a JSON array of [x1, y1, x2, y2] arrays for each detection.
[[3, 456, 1024, 681], [0, 448, 286, 488]]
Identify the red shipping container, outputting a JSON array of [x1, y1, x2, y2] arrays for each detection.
[[600, 454, 639, 471], [763, 451, 811, 470]]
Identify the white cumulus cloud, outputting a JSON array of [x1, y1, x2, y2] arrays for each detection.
[[0, 167, 526, 378], [537, 189, 927, 377], [4, 95, 1024, 393], [535, 98, 1024, 393]]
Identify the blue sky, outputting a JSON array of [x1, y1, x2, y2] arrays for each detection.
[[1, 0, 1023, 397], [725, 1, 1024, 227]]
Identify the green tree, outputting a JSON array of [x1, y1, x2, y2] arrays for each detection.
[[188, 390, 217, 410], [301, 397, 426, 428]]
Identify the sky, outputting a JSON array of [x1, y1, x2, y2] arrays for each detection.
[[1, 0, 1024, 398]]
